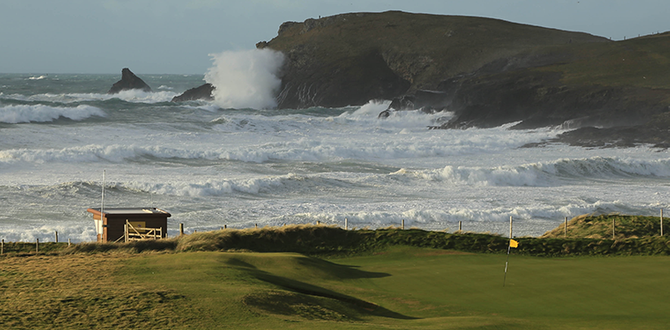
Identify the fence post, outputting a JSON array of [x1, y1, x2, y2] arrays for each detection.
[[124, 223, 128, 243], [68, 238, 71, 246], [612, 218, 616, 240], [224, 224, 227, 230], [459, 221, 462, 231], [564, 217, 568, 238], [402, 219, 405, 230], [255, 224, 258, 229], [55, 231, 58, 243], [661, 209, 664, 237], [1, 239, 3, 254], [344, 217, 348, 230], [179, 223, 184, 236], [36, 238, 39, 253]]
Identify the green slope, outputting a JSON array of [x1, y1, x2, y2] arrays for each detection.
[[121, 247, 670, 329]]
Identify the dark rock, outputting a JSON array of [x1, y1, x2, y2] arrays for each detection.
[[380, 90, 450, 118], [171, 83, 215, 102], [108, 68, 152, 94], [263, 11, 606, 109], [550, 112, 670, 148], [438, 70, 670, 130]]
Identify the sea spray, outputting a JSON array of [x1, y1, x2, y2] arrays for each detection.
[[205, 49, 284, 109]]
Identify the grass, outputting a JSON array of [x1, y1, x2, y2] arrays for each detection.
[[2, 217, 670, 328], [2, 245, 670, 328]]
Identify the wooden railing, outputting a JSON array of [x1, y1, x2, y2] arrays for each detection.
[[116, 220, 164, 242]]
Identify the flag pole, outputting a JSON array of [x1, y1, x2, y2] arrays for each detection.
[[503, 216, 513, 287]]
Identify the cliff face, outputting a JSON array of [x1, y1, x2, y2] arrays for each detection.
[[260, 11, 670, 145], [260, 11, 608, 109]]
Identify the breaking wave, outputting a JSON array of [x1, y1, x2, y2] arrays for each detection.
[[0, 89, 176, 104], [0, 104, 105, 123], [394, 156, 670, 187], [205, 48, 285, 109]]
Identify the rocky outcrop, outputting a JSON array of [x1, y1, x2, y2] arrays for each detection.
[[108, 68, 152, 94], [260, 11, 607, 109], [258, 11, 670, 146], [171, 83, 215, 102]]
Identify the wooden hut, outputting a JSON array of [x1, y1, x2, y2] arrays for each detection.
[[87, 207, 171, 243]]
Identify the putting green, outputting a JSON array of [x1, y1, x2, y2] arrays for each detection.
[[123, 246, 670, 329]]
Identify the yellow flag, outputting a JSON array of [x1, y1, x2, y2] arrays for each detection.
[[509, 239, 519, 248]]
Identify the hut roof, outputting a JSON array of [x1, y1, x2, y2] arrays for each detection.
[[87, 207, 171, 217]]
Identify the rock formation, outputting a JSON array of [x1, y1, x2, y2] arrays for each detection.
[[260, 11, 670, 146], [108, 68, 152, 94], [171, 83, 215, 102], [260, 11, 607, 109]]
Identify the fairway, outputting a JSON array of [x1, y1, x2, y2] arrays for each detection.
[[119, 247, 670, 329]]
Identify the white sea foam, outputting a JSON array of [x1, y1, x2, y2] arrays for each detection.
[[1, 90, 176, 104], [398, 156, 670, 187], [0, 104, 105, 123], [205, 49, 285, 109]]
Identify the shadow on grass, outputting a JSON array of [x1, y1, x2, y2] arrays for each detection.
[[225, 256, 414, 320]]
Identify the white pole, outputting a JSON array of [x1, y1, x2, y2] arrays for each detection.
[[99, 170, 106, 242], [503, 216, 513, 287]]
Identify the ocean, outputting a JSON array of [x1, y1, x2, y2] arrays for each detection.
[[1, 70, 669, 243]]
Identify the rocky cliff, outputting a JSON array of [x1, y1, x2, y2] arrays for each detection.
[[259, 11, 670, 146], [259, 11, 608, 109]]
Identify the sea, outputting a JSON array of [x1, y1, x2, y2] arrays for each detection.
[[2, 69, 670, 243]]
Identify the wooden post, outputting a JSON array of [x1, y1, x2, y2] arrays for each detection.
[[55, 231, 58, 243], [612, 218, 616, 240], [459, 221, 462, 231], [316, 221, 320, 225], [345, 218, 348, 230], [661, 209, 664, 237], [224, 225, 227, 229], [36, 238, 39, 253], [179, 223, 184, 236], [1, 239, 3, 254], [564, 217, 568, 238], [68, 238, 71, 246], [402, 219, 405, 230], [255, 224, 258, 229], [124, 223, 128, 243]]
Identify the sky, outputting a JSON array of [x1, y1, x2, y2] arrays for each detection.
[[1, 0, 668, 74]]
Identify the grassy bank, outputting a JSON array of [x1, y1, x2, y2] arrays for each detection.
[[4, 214, 670, 257]]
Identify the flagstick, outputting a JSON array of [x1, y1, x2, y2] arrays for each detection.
[[503, 216, 513, 287]]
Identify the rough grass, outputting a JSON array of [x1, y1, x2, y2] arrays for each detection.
[[542, 214, 668, 239], [0, 253, 185, 329], [539, 33, 670, 90], [4, 219, 670, 259]]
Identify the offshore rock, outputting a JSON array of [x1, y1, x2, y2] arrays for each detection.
[[171, 83, 215, 102], [108, 68, 152, 94]]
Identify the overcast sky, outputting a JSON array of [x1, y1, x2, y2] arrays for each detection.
[[1, 0, 668, 74]]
